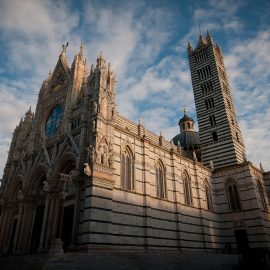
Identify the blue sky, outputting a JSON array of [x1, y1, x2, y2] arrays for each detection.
[[0, 0, 270, 176]]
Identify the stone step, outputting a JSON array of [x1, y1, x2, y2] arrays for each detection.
[[0, 252, 241, 270]]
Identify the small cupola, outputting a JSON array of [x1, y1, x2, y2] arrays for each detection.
[[178, 110, 195, 132]]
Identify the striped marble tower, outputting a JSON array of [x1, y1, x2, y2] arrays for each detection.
[[187, 32, 246, 168]]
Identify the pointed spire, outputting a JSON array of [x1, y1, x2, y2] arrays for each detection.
[[47, 70, 52, 81], [260, 162, 264, 172], [59, 42, 70, 74], [61, 42, 69, 56], [97, 51, 106, 69], [206, 30, 213, 45], [25, 106, 33, 119], [195, 33, 207, 50], [79, 43, 84, 60], [187, 41, 193, 52], [90, 64, 94, 74]]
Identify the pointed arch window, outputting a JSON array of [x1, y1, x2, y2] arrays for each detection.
[[156, 161, 167, 199], [183, 171, 193, 205], [226, 180, 241, 211], [204, 180, 213, 211], [258, 181, 267, 211], [121, 147, 134, 190]]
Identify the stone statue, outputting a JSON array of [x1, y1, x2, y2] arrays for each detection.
[[108, 152, 114, 167], [103, 149, 108, 165], [93, 101, 97, 114], [96, 147, 101, 164], [87, 145, 95, 162], [84, 163, 91, 176], [92, 119, 96, 132], [193, 150, 197, 161], [42, 181, 49, 192], [17, 190, 24, 200]]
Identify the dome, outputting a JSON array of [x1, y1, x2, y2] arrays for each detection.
[[171, 131, 200, 148]]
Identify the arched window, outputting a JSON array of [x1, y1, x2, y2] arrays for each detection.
[[204, 180, 213, 211], [156, 161, 167, 199], [258, 181, 267, 211], [121, 147, 134, 190], [226, 180, 241, 211], [183, 171, 193, 205]]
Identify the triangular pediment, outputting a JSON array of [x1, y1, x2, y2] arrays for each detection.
[[48, 56, 70, 92]]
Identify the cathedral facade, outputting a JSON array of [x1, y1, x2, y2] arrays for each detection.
[[0, 33, 270, 254]]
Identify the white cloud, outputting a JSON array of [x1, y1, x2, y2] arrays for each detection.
[[0, 0, 269, 177], [225, 30, 270, 170]]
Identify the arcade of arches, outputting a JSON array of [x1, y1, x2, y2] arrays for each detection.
[[0, 157, 78, 254]]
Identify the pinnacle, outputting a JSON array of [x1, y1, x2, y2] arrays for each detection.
[[79, 43, 84, 60]]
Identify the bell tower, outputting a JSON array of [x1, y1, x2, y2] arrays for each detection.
[[187, 32, 246, 168]]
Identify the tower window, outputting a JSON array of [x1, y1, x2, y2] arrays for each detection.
[[236, 132, 239, 142], [205, 97, 215, 110], [195, 51, 208, 63], [212, 131, 218, 142], [209, 114, 216, 126], [197, 66, 211, 81], [201, 81, 213, 95]]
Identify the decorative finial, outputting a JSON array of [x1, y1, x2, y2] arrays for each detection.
[[61, 42, 69, 54], [79, 43, 84, 58], [210, 160, 214, 171], [260, 162, 264, 172], [193, 150, 197, 161], [199, 24, 202, 35], [183, 107, 187, 115], [242, 151, 247, 162]]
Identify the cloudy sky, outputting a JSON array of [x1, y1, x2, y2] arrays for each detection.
[[0, 0, 270, 176]]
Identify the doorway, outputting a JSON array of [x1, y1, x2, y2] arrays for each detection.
[[235, 229, 249, 253], [30, 204, 45, 253], [61, 205, 74, 252]]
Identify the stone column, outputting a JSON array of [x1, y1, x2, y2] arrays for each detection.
[[49, 193, 65, 254], [70, 177, 82, 248], [13, 201, 24, 253], [38, 195, 52, 252], [0, 205, 14, 251], [48, 174, 71, 254]]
